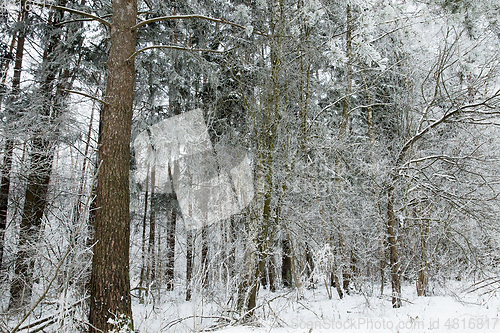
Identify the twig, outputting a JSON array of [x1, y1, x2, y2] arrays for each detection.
[[16, 297, 89, 332], [161, 315, 232, 331]]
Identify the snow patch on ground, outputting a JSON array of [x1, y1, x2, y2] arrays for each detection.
[[133, 283, 500, 332]]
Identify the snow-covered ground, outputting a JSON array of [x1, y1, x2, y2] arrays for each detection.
[[132, 282, 500, 332]]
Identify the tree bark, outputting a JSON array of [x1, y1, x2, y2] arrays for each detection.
[[146, 163, 156, 285], [89, 0, 137, 330], [165, 202, 176, 290], [9, 0, 68, 309], [201, 225, 209, 289], [387, 185, 402, 308], [0, 1, 28, 270], [165, 166, 177, 291], [139, 163, 149, 301], [305, 242, 314, 285], [417, 218, 429, 296], [281, 237, 292, 288], [185, 229, 193, 301], [9, 138, 55, 309]]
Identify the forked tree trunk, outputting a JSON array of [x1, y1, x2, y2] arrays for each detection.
[[89, 0, 137, 330]]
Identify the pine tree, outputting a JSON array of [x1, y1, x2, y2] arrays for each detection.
[[89, 0, 137, 330]]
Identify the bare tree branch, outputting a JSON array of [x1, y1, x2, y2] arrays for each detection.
[[60, 89, 107, 105]]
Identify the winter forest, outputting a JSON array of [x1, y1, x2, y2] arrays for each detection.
[[2, 0, 500, 332]]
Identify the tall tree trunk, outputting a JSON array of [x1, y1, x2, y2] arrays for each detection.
[[165, 164, 176, 291], [146, 162, 156, 285], [89, 0, 137, 330], [9, 0, 69, 309], [361, 59, 386, 296], [0, 1, 28, 270], [139, 163, 150, 301], [387, 185, 402, 308], [9, 139, 55, 309], [165, 204, 176, 290], [226, 216, 236, 282], [0, 139, 13, 270], [244, 0, 283, 313], [334, 4, 354, 297]]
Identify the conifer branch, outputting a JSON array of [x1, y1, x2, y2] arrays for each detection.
[[60, 89, 108, 105], [127, 45, 235, 61], [132, 14, 265, 36], [26, 1, 111, 27]]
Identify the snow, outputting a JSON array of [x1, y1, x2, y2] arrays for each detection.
[[132, 282, 500, 332]]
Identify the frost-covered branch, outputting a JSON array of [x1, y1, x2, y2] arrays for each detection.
[[395, 89, 500, 168], [26, 1, 111, 27], [132, 14, 266, 36], [60, 89, 107, 105], [127, 45, 236, 62]]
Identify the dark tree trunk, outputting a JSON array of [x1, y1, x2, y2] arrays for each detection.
[[9, 138, 55, 309], [89, 0, 137, 330], [226, 216, 236, 281], [201, 225, 209, 289], [165, 199, 176, 290], [281, 237, 293, 288], [417, 218, 429, 297], [0, 1, 28, 270], [139, 163, 150, 301], [342, 249, 352, 294], [305, 242, 314, 282], [165, 165, 177, 291], [146, 164, 156, 284], [0, 139, 13, 270], [333, 272, 343, 299], [186, 229, 193, 301], [387, 186, 402, 308], [9, 0, 68, 309]]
